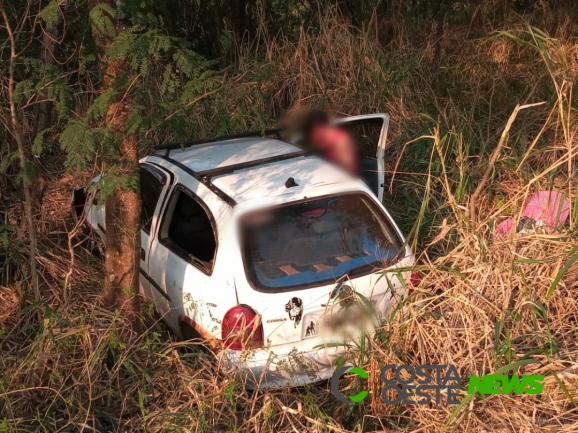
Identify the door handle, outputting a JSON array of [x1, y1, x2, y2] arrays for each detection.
[[140, 247, 146, 260]]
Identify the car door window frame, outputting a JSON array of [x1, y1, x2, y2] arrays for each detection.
[[140, 164, 168, 235], [158, 183, 219, 276]]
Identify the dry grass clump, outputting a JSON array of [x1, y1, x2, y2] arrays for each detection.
[[0, 298, 345, 432], [3, 196, 576, 432], [375, 233, 578, 431], [353, 132, 578, 431], [0, 286, 20, 327], [234, 7, 425, 139]]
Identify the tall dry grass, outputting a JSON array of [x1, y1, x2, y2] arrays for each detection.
[[2, 7, 578, 433]]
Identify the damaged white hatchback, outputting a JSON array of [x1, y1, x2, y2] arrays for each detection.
[[73, 114, 415, 388]]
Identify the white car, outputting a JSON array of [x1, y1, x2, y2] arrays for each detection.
[[73, 114, 415, 388]]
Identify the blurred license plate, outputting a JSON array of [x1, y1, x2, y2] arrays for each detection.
[[301, 307, 364, 339]]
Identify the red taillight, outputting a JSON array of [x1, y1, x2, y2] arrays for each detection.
[[222, 305, 263, 350], [409, 270, 423, 294]]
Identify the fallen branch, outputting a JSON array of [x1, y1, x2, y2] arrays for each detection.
[[63, 189, 96, 303]]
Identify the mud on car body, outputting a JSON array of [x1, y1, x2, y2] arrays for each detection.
[[72, 114, 415, 388]]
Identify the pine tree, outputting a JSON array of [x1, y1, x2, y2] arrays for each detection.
[[88, 0, 141, 319], [57, 0, 219, 322]]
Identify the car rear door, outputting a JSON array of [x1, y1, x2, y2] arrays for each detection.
[[146, 172, 236, 337], [331, 114, 389, 202]]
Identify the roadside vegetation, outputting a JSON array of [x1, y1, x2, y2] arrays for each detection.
[[1, 1, 577, 431]]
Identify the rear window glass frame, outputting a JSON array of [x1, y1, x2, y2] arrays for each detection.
[[239, 192, 404, 293]]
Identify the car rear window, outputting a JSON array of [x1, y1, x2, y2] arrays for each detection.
[[240, 193, 403, 291]]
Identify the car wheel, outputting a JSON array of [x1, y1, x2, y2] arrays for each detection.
[[179, 322, 214, 356], [90, 236, 106, 259], [180, 322, 203, 341]]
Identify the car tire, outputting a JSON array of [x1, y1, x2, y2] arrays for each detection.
[[180, 322, 203, 341], [178, 322, 216, 357], [89, 234, 106, 259]]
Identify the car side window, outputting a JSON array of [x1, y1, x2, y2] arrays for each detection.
[[140, 165, 167, 234], [160, 186, 217, 274]]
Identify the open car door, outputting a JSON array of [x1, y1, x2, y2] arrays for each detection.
[[330, 114, 389, 202]]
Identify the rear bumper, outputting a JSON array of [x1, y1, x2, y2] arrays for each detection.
[[218, 338, 354, 389], [218, 279, 414, 389]]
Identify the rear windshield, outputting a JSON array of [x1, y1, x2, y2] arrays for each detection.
[[240, 193, 403, 291]]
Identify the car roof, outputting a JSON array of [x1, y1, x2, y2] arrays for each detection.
[[165, 137, 300, 172], [160, 137, 357, 203], [212, 156, 352, 203]]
